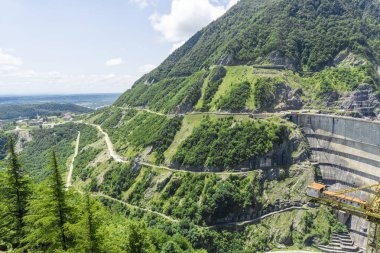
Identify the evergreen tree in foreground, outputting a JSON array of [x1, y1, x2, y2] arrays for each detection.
[[23, 150, 70, 252], [66, 191, 107, 253], [0, 137, 31, 248]]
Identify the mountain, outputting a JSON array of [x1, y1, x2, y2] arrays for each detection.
[[116, 0, 380, 113], [1, 1, 379, 252]]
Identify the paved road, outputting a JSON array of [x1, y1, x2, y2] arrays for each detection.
[[66, 131, 80, 188]]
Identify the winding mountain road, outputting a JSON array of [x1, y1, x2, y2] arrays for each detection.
[[89, 123, 125, 163], [66, 131, 80, 188]]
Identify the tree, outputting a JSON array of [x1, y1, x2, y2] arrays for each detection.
[[0, 137, 31, 248], [253, 78, 274, 110], [23, 150, 71, 252], [161, 241, 183, 253], [126, 221, 155, 253], [66, 192, 107, 253]]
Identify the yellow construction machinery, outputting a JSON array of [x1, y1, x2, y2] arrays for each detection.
[[307, 182, 380, 252]]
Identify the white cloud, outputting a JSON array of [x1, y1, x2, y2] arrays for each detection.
[[0, 57, 135, 94], [150, 0, 238, 49], [227, 0, 238, 8], [130, 0, 156, 8], [139, 64, 156, 74], [105, 58, 124, 67], [0, 49, 23, 66], [0, 49, 134, 94], [0, 67, 135, 94]]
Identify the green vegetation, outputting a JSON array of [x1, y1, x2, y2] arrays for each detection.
[[0, 103, 93, 120], [0, 138, 31, 247], [115, 71, 206, 113], [18, 123, 95, 181], [173, 117, 288, 169], [217, 81, 251, 112], [0, 141, 203, 252], [97, 162, 137, 198], [253, 77, 276, 110], [93, 107, 128, 128], [73, 147, 102, 181], [97, 163, 312, 226], [92, 161, 346, 252], [302, 65, 380, 102], [98, 110, 182, 163], [0, 132, 9, 160], [115, 0, 380, 113], [200, 66, 227, 111], [24, 151, 70, 251]]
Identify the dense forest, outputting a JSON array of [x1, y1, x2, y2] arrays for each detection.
[[172, 117, 289, 169], [0, 140, 204, 252], [0, 103, 93, 120]]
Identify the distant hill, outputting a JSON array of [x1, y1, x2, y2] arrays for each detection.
[[0, 103, 93, 120], [116, 0, 380, 112], [0, 93, 121, 109]]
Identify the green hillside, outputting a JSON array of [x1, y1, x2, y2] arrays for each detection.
[[116, 0, 380, 112]]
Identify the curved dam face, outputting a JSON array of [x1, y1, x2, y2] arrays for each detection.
[[290, 113, 380, 248]]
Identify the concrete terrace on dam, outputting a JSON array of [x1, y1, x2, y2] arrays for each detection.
[[290, 113, 380, 190], [289, 113, 380, 248]]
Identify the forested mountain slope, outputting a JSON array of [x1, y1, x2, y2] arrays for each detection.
[[116, 0, 380, 113]]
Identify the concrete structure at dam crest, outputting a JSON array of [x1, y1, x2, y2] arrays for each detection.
[[290, 113, 380, 249]]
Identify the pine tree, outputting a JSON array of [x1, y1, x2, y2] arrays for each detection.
[[67, 192, 107, 253], [23, 150, 70, 252], [0, 137, 31, 248]]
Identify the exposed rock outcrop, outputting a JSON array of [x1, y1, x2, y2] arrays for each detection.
[[341, 84, 379, 116], [333, 50, 367, 68], [273, 83, 304, 111], [265, 51, 298, 71], [217, 53, 237, 66]]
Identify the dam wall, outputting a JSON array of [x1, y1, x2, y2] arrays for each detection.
[[290, 113, 380, 249]]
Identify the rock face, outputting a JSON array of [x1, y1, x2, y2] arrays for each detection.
[[333, 50, 367, 68], [273, 83, 304, 111], [217, 53, 237, 66], [265, 51, 298, 71], [341, 84, 379, 116]]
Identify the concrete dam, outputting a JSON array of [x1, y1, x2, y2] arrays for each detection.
[[290, 113, 380, 248]]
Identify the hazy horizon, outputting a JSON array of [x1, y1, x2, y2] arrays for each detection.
[[0, 92, 123, 96]]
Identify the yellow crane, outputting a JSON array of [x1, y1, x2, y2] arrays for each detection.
[[306, 182, 380, 253]]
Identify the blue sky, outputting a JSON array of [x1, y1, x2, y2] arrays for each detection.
[[0, 0, 237, 95]]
